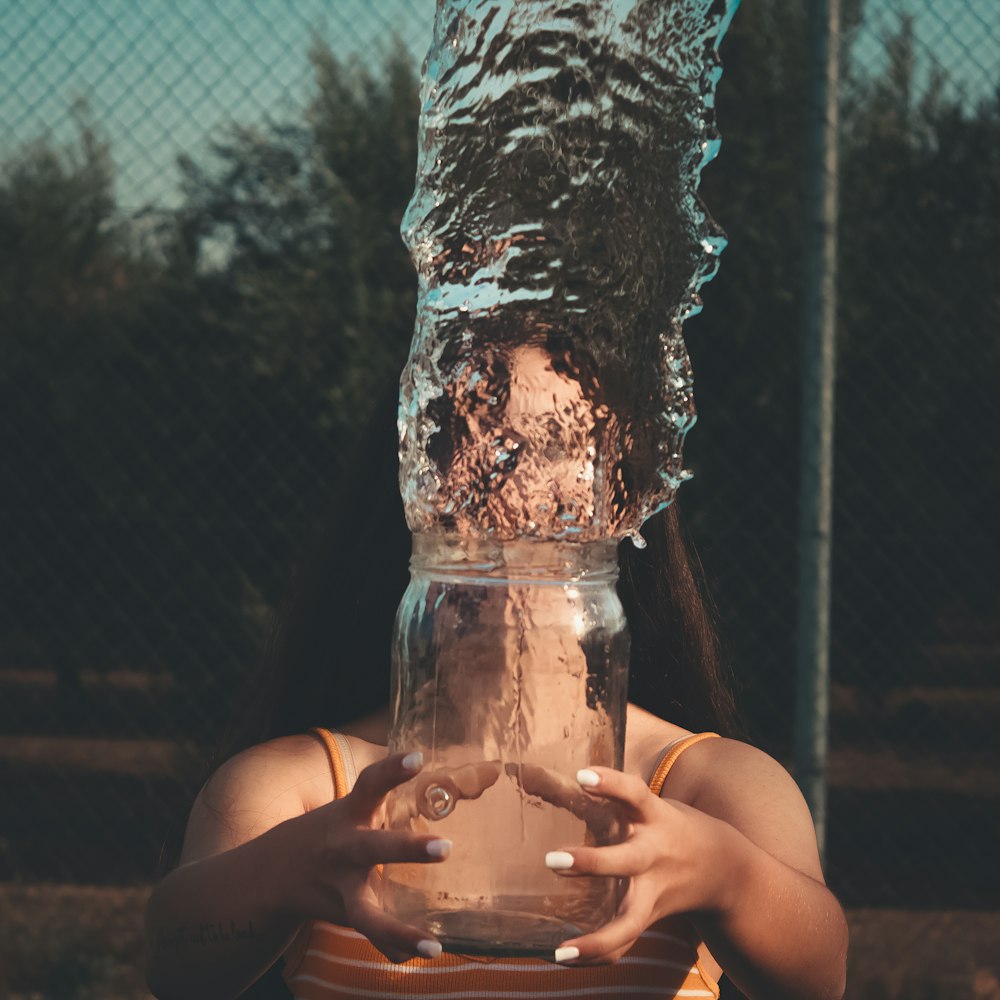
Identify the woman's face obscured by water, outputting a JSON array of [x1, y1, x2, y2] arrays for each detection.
[[433, 341, 617, 538]]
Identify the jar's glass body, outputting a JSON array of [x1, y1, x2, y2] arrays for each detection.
[[381, 534, 629, 956]]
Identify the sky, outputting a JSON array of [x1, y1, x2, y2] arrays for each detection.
[[1, 0, 997, 212], [0, 0, 437, 209]]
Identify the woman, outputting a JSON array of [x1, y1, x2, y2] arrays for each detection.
[[145, 376, 848, 1000]]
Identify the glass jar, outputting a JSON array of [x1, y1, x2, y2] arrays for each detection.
[[380, 533, 628, 956]]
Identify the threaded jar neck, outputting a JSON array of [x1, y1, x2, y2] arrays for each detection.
[[409, 533, 619, 585]]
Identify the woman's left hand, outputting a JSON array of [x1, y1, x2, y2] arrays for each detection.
[[544, 766, 736, 965]]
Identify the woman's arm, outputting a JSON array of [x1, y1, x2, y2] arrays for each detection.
[[145, 816, 306, 1000], [545, 740, 847, 1000], [145, 740, 450, 1000], [690, 821, 847, 1000], [686, 740, 847, 1000]]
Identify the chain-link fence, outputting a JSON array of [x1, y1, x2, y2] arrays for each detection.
[[1, 1, 998, 997]]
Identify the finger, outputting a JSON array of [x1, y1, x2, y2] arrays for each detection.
[[553, 901, 650, 966], [412, 773, 460, 821], [506, 764, 616, 838], [348, 897, 443, 964], [414, 760, 502, 802], [544, 840, 651, 878], [507, 762, 585, 812], [502, 764, 619, 841], [348, 751, 424, 819], [344, 827, 452, 868], [450, 759, 502, 799], [411, 760, 503, 820], [576, 766, 657, 821]]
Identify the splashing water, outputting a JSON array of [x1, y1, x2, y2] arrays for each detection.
[[399, 0, 738, 543], [384, 3, 741, 952]]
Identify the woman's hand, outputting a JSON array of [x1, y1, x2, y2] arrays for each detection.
[[543, 766, 734, 965], [278, 750, 451, 963], [146, 741, 456, 999], [542, 752, 848, 1000]]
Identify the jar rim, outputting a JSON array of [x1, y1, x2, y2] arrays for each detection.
[[409, 533, 620, 582]]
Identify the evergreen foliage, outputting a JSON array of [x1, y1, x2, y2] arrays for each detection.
[[1, 15, 996, 746]]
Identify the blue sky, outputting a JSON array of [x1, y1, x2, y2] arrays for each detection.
[[1, 0, 996, 212], [1, 0, 437, 209]]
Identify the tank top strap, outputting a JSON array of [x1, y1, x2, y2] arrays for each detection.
[[310, 727, 358, 799], [648, 732, 721, 797], [312, 725, 719, 800]]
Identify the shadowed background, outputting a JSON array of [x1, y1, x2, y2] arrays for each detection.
[[0, 1, 997, 997]]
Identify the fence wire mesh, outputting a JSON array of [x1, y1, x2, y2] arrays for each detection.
[[1, 1, 998, 997]]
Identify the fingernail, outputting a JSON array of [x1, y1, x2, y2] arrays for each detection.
[[417, 939, 442, 959], [554, 946, 580, 963], [545, 850, 575, 870], [577, 768, 601, 788], [402, 751, 424, 772], [426, 838, 452, 859]]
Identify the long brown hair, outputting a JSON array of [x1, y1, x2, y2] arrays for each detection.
[[619, 504, 741, 737], [222, 378, 741, 760]]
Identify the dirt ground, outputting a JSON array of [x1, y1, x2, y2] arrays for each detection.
[[1, 883, 998, 999]]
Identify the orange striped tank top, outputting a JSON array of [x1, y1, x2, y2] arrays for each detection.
[[282, 729, 722, 1000]]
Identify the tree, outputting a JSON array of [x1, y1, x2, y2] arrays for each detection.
[[169, 38, 420, 607], [0, 108, 126, 704], [834, 16, 1000, 703]]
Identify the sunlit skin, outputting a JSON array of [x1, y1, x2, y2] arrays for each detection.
[[144, 351, 848, 1000], [442, 339, 609, 537], [503, 341, 603, 528]]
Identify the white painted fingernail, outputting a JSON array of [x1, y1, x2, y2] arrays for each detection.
[[426, 838, 452, 859], [417, 939, 442, 959], [554, 946, 580, 963], [545, 850, 575, 870], [577, 768, 601, 787], [402, 752, 424, 772]]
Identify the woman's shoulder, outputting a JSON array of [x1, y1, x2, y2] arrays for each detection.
[[202, 729, 388, 810], [625, 703, 697, 781], [663, 733, 792, 798], [628, 708, 820, 858], [216, 733, 336, 804], [669, 735, 827, 882], [633, 709, 799, 808], [179, 734, 335, 865]]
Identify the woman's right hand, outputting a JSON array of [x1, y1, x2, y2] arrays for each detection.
[[276, 750, 450, 962]]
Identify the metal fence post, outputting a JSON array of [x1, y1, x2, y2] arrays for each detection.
[[795, 0, 841, 864]]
